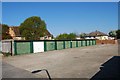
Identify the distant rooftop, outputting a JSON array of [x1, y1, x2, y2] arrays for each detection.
[[87, 30, 108, 37]]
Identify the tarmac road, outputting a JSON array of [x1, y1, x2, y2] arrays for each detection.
[[2, 62, 37, 78], [2, 44, 119, 79]]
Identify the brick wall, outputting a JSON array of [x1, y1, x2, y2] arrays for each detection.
[[96, 40, 116, 44]]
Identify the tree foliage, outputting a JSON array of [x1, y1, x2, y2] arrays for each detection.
[[109, 30, 117, 37], [116, 30, 120, 39], [80, 33, 86, 38], [55, 33, 68, 40], [19, 16, 47, 40], [55, 33, 76, 40], [67, 33, 76, 40], [2, 24, 12, 40]]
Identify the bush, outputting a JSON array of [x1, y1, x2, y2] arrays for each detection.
[[2, 52, 11, 57]]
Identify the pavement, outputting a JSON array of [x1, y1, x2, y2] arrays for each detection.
[[2, 44, 119, 79], [2, 62, 37, 78]]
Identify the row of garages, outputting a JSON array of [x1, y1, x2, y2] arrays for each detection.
[[1, 39, 96, 56]]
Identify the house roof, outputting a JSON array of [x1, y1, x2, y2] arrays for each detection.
[[44, 29, 53, 37], [9, 26, 52, 37], [9, 26, 21, 37], [87, 30, 108, 37]]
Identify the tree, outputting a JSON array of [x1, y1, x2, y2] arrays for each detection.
[[55, 33, 68, 40], [80, 33, 86, 38], [67, 33, 76, 40], [109, 30, 117, 37], [2, 24, 12, 40], [19, 16, 47, 40], [116, 30, 120, 39], [55, 33, 76, 40]]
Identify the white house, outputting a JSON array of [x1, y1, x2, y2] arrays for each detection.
[[85, 30, 109, 40]]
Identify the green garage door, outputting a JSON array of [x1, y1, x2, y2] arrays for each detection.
[[72, 41, 76, 48], [90, 40, 93, 46], [46, 41, 55, 51], [87, 40, 90, 46], [65, 41, 70, 49], [57, 41, 64, 50], [78, 41, 81, 47], [82, 41, 86, 46], [93, 40, 96, 45], [15, 42, 31, 55]]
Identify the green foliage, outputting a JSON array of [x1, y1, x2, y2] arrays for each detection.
[[19, 16, 47, 40], [56, 33, 68, 40], [116, 30, 120, 39], [2, 52, 11, 57], [80, 33, 86, 38], [56, 33, 76, 40], [109, 30, 117, 37], [67, 33, 76, 40], [2, 24, 12, 40]]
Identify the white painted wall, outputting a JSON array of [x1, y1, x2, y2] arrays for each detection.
[[85, 37, 95, 39], [33, 42, 44, 53], [102, 36, 109, 40], [96, 36, 108, 40], [2, 41, 11, 53]]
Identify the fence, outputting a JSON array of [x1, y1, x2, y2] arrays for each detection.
[[1, 39, 96, 55]]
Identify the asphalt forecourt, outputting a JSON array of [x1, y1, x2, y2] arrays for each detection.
[[2, 44, 118, 79]]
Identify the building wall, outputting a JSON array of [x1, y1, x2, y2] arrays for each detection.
[[13, 37, 22, 40], [9, 27, 22, 40], [99, 36, 108, 40], [96, 40, 115, 44], [85, 37, 95, 39], [85, 36, 109, 40], [9, 27, 15, 38], [40, 36, 52, 40]]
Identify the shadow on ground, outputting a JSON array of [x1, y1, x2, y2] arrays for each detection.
[[2, 56, 120, 80], [2, 62, 37, 79], [90, 56, 120, 80]]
